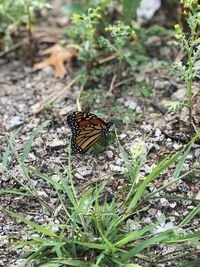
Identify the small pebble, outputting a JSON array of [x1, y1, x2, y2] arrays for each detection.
[[106, 150, 114, 159], [76, 166, 92, 177], [141, 124, 153, 133], [5, 116, 24, 130], [173, 143, 182, 150], [48, 138, 66, 148]]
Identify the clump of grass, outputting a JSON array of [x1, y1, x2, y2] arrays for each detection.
[[1, 123, 200, 266]]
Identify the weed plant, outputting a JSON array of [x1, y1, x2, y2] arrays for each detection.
[[99, 21, 133, 68], [169, 0, 200, 128], [71, 7, 102, 66], [0, 0, 50, 50], [1, 123, 200, 266]]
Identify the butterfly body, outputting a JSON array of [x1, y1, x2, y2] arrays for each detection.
[[67, 111, 112, 153]]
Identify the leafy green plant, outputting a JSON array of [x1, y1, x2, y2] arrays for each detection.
[[173, 0, 200, 127], [0, 0, 51, 50], [1, 123, 200, 266], [123, 0, 141, 24], [167, 101, 184, 112], [61, 0, 141, 24], [99, 20, 133, 67], [61, 0, 112, 16], [135, 82, 153, 97], [71, 7, 102, 65]]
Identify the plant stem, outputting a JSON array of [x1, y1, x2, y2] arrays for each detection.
[[187, 20, 196, 129], [27, 1, 33, 65], [187, 47, 193, 129]]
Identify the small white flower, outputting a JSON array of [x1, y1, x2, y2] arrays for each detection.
[[153, 221, 175, 234]]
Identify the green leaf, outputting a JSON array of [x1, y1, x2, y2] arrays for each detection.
[[0, 189, 30, 197], [120, 230, 175, 262], [39, 259, 91, 267], [5, 209, 60, 238], [27, 166, 63, 191], [123, 0, 141, 24], [173, 135, 197, 179], [164, 229, 200, 244], [127, 151, 181, 212], [115, 223, 158, 247], [179, 203, 200, 227], [21, 120, 50, 162], [3, 127, 21, 167], [61, 3, 85, 15], [176, 259, 200, 267]]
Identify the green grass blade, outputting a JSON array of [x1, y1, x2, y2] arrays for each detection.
[[173, 135, 198, 179], [115, 223, 158, 247], [120, 230, 175, 262], [176, 259, 200, 267], [56, 170, 78, 209], [123, 0, 141, 24], [0, 189, 30, 197], [164, 229, 200, 243], [79, 187, 94, 208], [27, 166, 63, 191], [2, 127, 21, 167], [127, 151, 181, 211], [21, 120, 50, 162], [75, 241, 108, 250], [39, 259, 91, 266], [5, 209, 60, 238], [179, 203, 200, 227]]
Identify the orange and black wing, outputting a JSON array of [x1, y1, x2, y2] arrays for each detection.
[[67, 111, 112, 153]]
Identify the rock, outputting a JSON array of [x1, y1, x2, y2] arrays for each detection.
[[194, 148, 200, 159], [135, 105, 142, 113], [25, 83, 33, 89], [74, 173, 84, 180], [169, 202, 177, 208], [42, 66, 54, 74], [148, 208, 157, 216], [115, 158, 123, 166], [160, 198, 169, 206], [76, 166, 92, 177], [48, 138, 66, 148], [106, 150, 114, 159], [124, 100, 137, 110], [182, 163, 190, 172], [119, 133, 127, 140], [171, 88, 185, 101], [166, 138, 173, 149], [155, 128, 162, 137], [4, 115, 25, 130], [52, 175, 60, 182], [178, 183, 189, 193], [173, 143, 182, 150], [109, 164, 126, 172], [154, 80, 164, 90], [141, 124, 153, 133], [24, 66, 32, 73], [137, 0, 161, 24]]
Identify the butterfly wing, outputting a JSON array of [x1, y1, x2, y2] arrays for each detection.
[[67, 111, 112, 153]]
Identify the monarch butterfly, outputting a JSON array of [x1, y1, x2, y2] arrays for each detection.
[[67, 111, 112, 153]]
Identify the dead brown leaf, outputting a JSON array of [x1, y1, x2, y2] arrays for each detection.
[[32, 44, 78, 79]]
